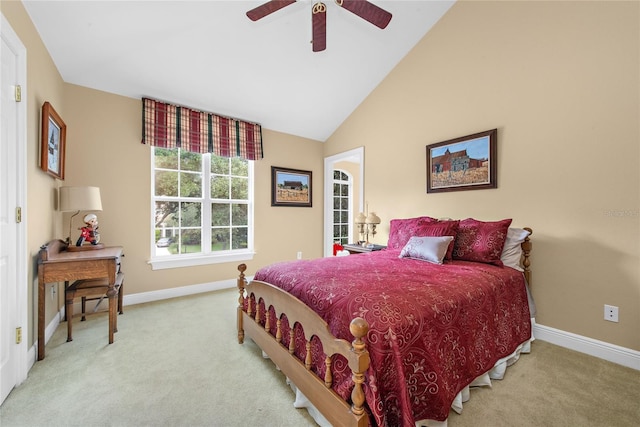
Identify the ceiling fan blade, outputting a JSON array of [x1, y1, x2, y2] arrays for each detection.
[[246, 0, 297, 21], [336, 0, 392, 29], [312, 2, 327, 52]]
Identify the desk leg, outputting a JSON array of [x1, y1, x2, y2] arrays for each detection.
[[37, 270, 45, 361], [107, 285, 117, 344]]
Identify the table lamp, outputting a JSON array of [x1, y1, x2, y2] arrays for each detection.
[[59, 186, 103, 247]]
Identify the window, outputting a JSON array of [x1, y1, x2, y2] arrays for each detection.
[[332, 169, 352, 245], [150, 147, 254, 269]]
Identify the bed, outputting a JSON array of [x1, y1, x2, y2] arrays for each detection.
[[236, 218, 533, 426]]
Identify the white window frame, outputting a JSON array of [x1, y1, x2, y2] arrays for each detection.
[[148, 148, 255, 270], [332, 169, 353, 246]]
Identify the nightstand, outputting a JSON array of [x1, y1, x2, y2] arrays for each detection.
[[343, 243, 387, 254]]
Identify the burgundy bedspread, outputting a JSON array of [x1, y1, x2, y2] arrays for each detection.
[[252, 249, 531, 426]]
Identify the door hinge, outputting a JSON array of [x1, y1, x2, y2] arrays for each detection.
[[16, 327, 22, 344], [14, 85, 21, 102], [16, 207, 22, 223]]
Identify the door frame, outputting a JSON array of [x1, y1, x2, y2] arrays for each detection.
[[323, 147, 364, 257], [1, 12, 29, 396]]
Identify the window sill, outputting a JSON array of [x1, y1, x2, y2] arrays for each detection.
[[148, 250, 255, 270]]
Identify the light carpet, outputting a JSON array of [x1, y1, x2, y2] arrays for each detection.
[[1, 288, 638, 426]]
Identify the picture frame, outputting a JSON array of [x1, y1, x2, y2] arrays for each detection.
[[426, 128, 497, 193], [40, 102, 67, 180], [271, 166, 312, 207]]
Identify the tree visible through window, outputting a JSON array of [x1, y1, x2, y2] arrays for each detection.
[[153, 147, 252, 258]]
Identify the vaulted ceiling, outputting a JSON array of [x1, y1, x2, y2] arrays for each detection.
[[23, 1, 454, 141]]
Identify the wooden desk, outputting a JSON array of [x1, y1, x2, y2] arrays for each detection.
[[37, 240, 123, 361]]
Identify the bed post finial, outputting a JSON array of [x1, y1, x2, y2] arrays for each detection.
[[349, 317, 370, 417], [237, 264, 247, 344]]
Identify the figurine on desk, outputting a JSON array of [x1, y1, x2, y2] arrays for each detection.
[[76, 213, 101, 246]]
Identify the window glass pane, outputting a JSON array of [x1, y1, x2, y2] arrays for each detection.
[[340, 211, 348, 223], [340, 198, 348, 210], [212, 228, 230, 251], [155, 171, 178, 197], [333, 225, 340, 238], [333, 211, 340, 223], [340, 172, 348, 180], [231, 177, 248, 200], [211, 203, 230, 226], [340, 225, 348, 237], [180, 151, 201, 171], [333, 170, 340, 180], [333, 198, 340, 210], [211, 156, 229, 175], [180, 229, 201, 254], [340, 184, 348, 197], [155, 201, 178, 227], [333, 183, 340, 194], [231, 158, 248, 177], [232, 204, 248, 226], [232, 227, 248, 249], [211, 176, 230, 199], [180, 202, 201, 227], [180, 172, 202, 198], [155, 148, 178, 169]]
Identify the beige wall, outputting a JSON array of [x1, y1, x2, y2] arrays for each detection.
[[3, 1, 323, 349], [325, 1, 640, 351]]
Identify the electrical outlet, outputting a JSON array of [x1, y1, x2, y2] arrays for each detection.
[[604, 304, 619, 322], [50, 285, 56, 300], [297, 251, 302, 260]]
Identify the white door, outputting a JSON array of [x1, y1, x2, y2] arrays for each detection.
[[1, 14, 28, 405]]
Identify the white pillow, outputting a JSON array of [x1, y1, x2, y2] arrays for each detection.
[[399, 236, 454, 265], [500, 228, 530, 271]]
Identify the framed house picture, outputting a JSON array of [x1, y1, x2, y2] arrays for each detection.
[[40, 102, 67, 180], [426, 128, 497, 193], [271, 166, 312, 207]]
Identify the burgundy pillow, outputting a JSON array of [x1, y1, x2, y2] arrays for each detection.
[[453, 218, 512, 266], [387, 216, 439, 250]]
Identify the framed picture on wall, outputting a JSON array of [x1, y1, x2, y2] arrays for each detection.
[[40, 102, 67, 180], [426, 128, 497, 193], [271, 166, 312, 207]]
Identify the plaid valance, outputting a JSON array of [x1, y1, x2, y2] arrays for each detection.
[[141, 98, 263, 160]]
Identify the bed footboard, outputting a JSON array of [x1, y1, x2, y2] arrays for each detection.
[[237, 264, 370, 427]]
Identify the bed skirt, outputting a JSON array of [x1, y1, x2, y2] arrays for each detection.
[[269, 333, 534, 427]]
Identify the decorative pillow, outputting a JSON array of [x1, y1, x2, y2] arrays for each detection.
[[453, 218, 512, 266], [414, 220, 460, 260], [386, 216, 439, 250], [500, 227, 530, 271], [399, 236, 455, 264]]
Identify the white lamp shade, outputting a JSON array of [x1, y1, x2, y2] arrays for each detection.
[[355, 212, 367, 224], [59, 186, 103, 212], [366, 212, 381, 225]]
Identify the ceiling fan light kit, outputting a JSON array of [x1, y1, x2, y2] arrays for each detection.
[[246, 0, 392, 52]]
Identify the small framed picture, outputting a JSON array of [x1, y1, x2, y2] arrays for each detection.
[[271, 166, 312, 207], [426, 129, 497, 193], [40, 102, 67, 180]]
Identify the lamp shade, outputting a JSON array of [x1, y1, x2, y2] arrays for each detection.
[[366, 212, 381, 225], [355, 212, 367, 224], [59, 186, 103, 212]]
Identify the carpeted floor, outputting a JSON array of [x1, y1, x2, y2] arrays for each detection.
[[1, 288, 638, 426]]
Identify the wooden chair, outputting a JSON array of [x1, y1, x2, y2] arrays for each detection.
[[65, 272, 125, 342]]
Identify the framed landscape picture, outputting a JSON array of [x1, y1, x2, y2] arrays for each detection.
[[271, 166, 312, 207], [426, 128, 497, 193], [40, 102, 67, 180]]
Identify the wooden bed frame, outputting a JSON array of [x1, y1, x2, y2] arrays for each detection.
[[237, 228, 532, 426]]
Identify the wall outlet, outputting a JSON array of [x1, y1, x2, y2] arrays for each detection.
[[297, 251, 302, 260], [604, 304, 619, 322], [51, 284, 56, 301]]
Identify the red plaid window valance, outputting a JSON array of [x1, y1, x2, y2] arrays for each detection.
[[141, 98, 263, 160]]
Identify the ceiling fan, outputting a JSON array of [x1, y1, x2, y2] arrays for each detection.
[[246, 0, 392, 52]]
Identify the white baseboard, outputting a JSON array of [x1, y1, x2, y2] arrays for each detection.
[[533, 321, 640, 371], [122, 277, 242, 306]]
